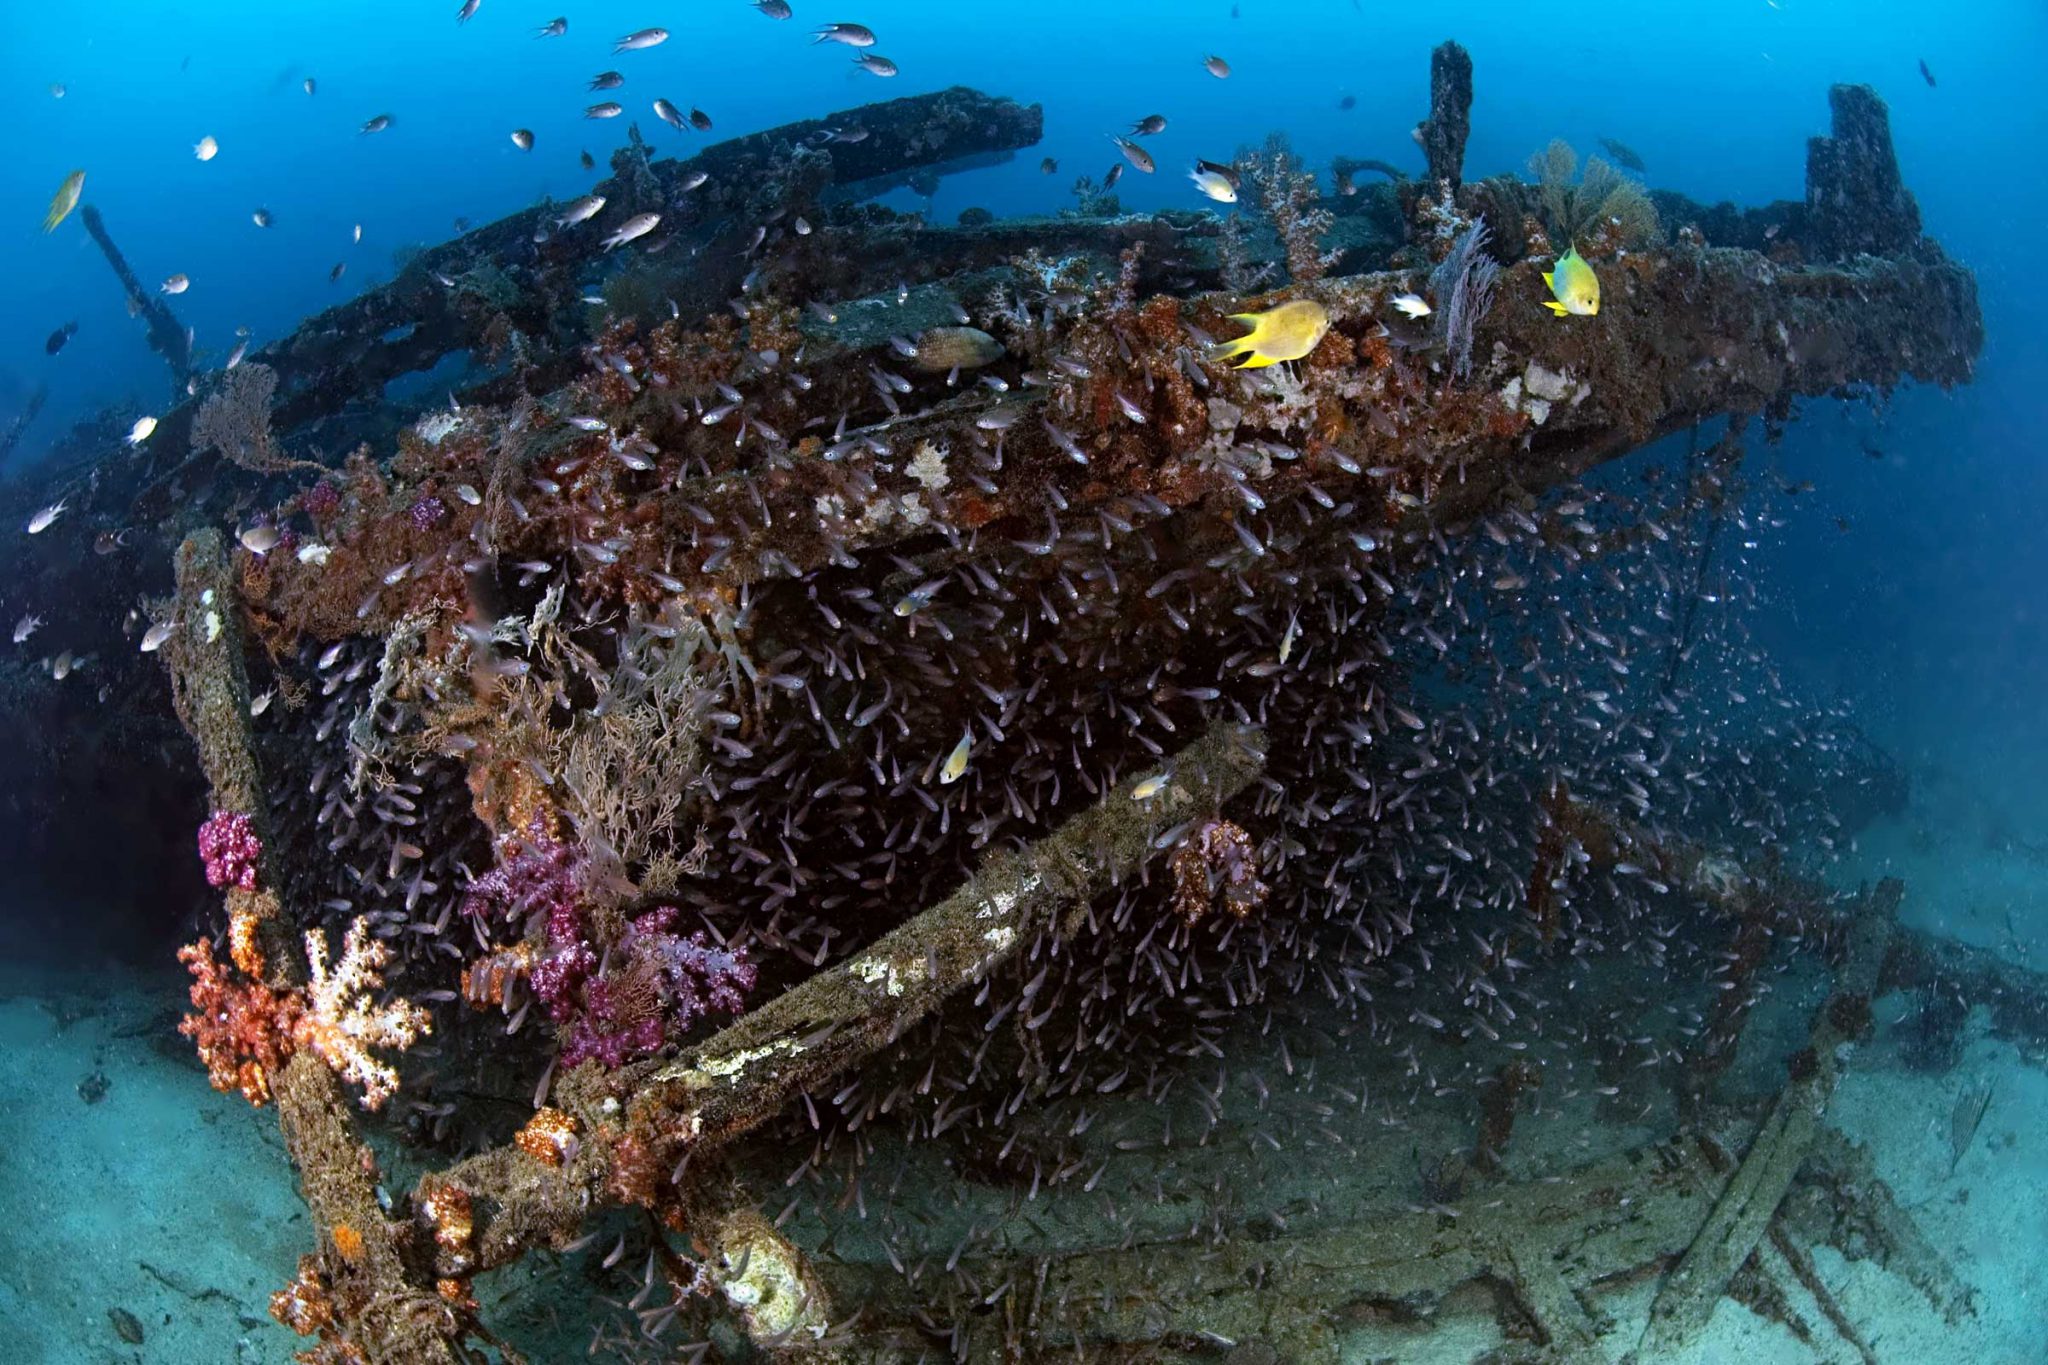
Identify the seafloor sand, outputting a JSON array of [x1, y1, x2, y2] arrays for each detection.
[[1, 797, 2040, 1364]]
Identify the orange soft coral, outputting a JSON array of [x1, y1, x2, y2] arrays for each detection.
[[178, 938, 304, 1106]]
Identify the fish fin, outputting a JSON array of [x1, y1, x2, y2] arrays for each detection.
[[1542, 301, 1570, 316], [1541, 270, 1556, 293], [1234, 352, 1278, 369]]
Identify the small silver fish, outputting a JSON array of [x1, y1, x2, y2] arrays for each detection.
[[27, 500, 66, 534], [567, 415, 609, 431], [536, 16, 566, 37], [613, 27, 668, 52], [140, 621, 176, 652], [225, 338, 249, 369], [194, 136, 219, 162], [558, 195, 607, 224], [1112, 136, 1155, 174], [360, 113, 392, 134], [588, 70, 624, 90], [456, 0, 480, 22], [1129, 114, 1167, 136], [126, 415, 158, 445], [653, 99, 686, 131], [813, 22, 877, 46], [250, 689, 274, 715], [853, 52, 897, 77], [161, 273, 190, 295], [251, 208, 273, 228], [585, 102, 624, 119], [755, 0, 792, 16], [12, 614, 41, 644], [678, 169, 709, 191], [1391, 292, 1432, 319], [510, 129, 534, 150], [1204, 53, 1232, 78], [602, 213, 661, 251], [1131, 771, 1171, 800]]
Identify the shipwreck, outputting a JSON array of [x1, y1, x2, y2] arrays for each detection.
[[0, 43, 2031, 1365]]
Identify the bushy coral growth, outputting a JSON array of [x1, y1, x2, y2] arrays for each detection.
[[179, 915, 428, 1111], [464, 821, 756, 1069], [198, 810, 262, 891], [178, 937, 304, 1105], [298, 919, 432, 1110], [1169, 819, 1270, 923]]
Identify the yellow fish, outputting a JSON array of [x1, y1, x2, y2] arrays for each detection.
[[1542, 245, 1600, 317], [44, 169, 85, 233], [939, 730, 972, 784], [1208, 298, 1330, 369]]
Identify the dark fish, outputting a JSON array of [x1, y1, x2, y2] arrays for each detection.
[[45, 321, 77, 356], [330, 261, 346, 283], [1039, 157, 1058, 174], [689, 107, 713, 131], [536, 16, 566, 37], [579, 150, 596, 171], [589, 70, 624, 91], [1103, 162, 1123, 190], [1338, 93, 1356, 111], [1919, 58, 1935, 87], [1129, 113, 1167, 137], [1597, 137, 1645, 172], [360, 113, 393, 134]]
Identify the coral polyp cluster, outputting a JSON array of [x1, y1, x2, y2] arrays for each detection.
[[178, 916, 428, 1111], [197, 809, 262, 891]]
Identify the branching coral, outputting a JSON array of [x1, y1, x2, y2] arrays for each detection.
[[1528, 139, 1661, 252], [178, 915, 429, 1111], [298, 918, 432, 1110], [178, 937, 304, 1105], [554, 612, 714, 891], [463, 821, 755, 1069], [1242, 137, 1337, 284]]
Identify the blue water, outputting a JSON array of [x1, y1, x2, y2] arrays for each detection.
[[4, 1, 2045, 1359]]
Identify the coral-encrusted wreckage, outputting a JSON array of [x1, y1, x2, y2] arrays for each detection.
[[4, 52, 2040, 1363]]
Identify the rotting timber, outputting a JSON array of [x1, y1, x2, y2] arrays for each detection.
[[18, 49, 2000, 1365]]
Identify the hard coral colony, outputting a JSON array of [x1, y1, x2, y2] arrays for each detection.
[[43, 21, 1982, 1364]]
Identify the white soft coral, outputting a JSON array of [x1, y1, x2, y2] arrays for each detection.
[[294, 917, 431, 1110]]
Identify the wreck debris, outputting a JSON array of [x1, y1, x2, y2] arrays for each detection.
[[92, 50, 2002, 1361], [1805, 83, 1921, 259], [79, 204, 193, 396], [1417, 40, 1474, 189], [1634, 879, 1900, 1358]]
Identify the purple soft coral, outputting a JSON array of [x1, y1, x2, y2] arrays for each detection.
[[197, 810, 261, 891], [623, 907, 758, 1033], [463, 824, 756, 1069]]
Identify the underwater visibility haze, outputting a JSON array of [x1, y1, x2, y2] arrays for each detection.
[[0, 1, 2044, 1361]]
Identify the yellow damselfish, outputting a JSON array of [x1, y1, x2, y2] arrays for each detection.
[[1542, 245, 1600, 317], [1208, 298, 1330, 369], [44, 169, 85, 233]]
